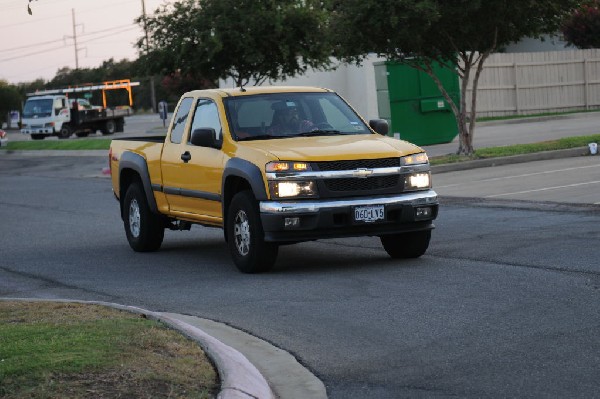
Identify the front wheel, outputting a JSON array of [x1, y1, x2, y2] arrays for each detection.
[[380, 230, 431, 259], [58, 125, 71, 139], [123, 182, 164, 252], [226, 190, 278, 273]]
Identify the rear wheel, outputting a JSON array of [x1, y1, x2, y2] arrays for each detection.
[[380, 230, 431, 259], [101, 120, 116, 135], [123, 182, 164, 252], [227, 190, 278, 273]]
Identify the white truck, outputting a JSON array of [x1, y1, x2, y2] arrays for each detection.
[[20, 79, 139, 140]]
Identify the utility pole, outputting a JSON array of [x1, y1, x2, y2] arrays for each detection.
[[141, 0, 157, 112], [69, 8, 85, 70]]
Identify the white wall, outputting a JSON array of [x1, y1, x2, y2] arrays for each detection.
[[219, 55, 385, 121]]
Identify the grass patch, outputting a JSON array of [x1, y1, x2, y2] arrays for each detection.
[[0, 139, 111, 151], [0, 301, 218, 398], [429, 133, 600, 165]]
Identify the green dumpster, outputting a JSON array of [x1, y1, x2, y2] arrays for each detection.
[[374, 61, 459, 146]]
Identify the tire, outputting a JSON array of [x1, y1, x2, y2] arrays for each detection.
[[101, 120, 116, 135], [31, 134, 45, 140], [123, 182, 164, 252], [380, 230, 431, 259], [116, 118, 125, 132], [226, 190, 278, 273], [58, 125, 72, 139]]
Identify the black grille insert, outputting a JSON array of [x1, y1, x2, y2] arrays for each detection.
[[324, 175, 399, 192], [315, 158, 399, 171]]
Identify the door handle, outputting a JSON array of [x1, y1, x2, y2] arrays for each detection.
[[181, 151, 191, 163]]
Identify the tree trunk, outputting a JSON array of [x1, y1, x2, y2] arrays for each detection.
[[417, 60, 473, 156]]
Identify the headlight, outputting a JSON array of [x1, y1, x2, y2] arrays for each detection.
[[405, 172, 431, 190], [269, 181, 317, 198], [401, 153, 429, 166], [266, 161, 310, 172], [44, 122, 55, 128]]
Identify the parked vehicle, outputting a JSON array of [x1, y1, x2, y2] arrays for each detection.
[[20, 79, 138, 140], [109, 86, 438, 273]]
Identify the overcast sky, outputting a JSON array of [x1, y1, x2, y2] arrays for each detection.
[[0, 0, 169, 84]]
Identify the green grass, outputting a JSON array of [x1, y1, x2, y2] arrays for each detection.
[[0, 301, 218, 399], [0, 139, 111, 151], [429, 133, 600, 165]]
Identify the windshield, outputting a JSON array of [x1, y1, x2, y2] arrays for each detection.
[[224, 92, 371, 141], [23, 99, 53, 118]]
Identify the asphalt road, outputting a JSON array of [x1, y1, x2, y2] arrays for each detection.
[[0, 155, 599, 398]]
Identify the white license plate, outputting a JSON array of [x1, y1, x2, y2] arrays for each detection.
[[354, 205, 385, 223]]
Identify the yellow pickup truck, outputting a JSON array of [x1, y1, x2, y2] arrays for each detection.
[[109, 86, 438, 273]]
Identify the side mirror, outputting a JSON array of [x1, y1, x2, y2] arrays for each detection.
[[190, 128, 221, 149], [369, 119, 389, 136]]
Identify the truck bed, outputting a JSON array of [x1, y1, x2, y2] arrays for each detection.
[[77, 108, 132, 124]]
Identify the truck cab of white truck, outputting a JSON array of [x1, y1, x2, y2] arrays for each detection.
[[20, 95, 70, 139]]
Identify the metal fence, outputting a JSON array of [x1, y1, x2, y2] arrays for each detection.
[[465, 49, 600, 118]]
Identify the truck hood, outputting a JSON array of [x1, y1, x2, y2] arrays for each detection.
[[239, 134, 424, 161]]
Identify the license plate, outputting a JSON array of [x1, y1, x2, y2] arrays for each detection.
[[354, 205, 385, 223]]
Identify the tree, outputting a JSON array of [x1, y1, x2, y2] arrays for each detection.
[[137, 0, 332, 87], [562, 1, 600, 48], [330, 0, 580, 155]]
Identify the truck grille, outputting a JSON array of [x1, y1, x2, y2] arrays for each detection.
[[313, 158, 403, 197], [324, 175, 399, 192], [315, 158, 399, 171]]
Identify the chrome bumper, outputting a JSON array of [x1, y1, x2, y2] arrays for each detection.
[[260, 190, 438, 215]]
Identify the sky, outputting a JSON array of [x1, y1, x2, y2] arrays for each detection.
[[0, 0, 169, 84]]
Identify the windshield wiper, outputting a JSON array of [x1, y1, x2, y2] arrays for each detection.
[[296, 129, 343, 137], [237, 134, 278, 141]]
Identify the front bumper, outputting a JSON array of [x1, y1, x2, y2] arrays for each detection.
[[21, 128, 54, 135], [260, 190, 438, 242]]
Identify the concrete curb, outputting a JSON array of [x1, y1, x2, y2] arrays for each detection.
[[431, 146, 592, 174], [1, 298, 276, 399]]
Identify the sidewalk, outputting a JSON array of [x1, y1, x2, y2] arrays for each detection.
[[423, 110, 600, 157]]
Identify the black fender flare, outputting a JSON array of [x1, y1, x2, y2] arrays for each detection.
[[221, 158, 268, 240], [119, 151, 159, 216], [222, 157, 268, 202]]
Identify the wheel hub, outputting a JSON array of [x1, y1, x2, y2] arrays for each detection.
[[129, 199, 141, 238], [234, 210, 250, 256]]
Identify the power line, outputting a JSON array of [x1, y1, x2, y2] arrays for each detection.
[[0, 26, 139, 62], [0, 24, 138, 54]]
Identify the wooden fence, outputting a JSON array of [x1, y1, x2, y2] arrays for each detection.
[[464, 49, 600, 118]]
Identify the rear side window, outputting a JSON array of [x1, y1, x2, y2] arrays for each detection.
[[170, 97, 193, 144]]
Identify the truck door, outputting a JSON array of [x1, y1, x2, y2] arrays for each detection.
[[161, 97, 225, 224]]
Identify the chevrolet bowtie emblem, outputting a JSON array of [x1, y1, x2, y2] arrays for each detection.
[[353, 168, 374, 178]]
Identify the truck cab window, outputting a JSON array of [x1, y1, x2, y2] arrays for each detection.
[[189, 99, 222, 144], [170, 97, 193, 144]]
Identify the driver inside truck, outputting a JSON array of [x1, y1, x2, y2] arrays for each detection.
[[268, 101, 314, 135]]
